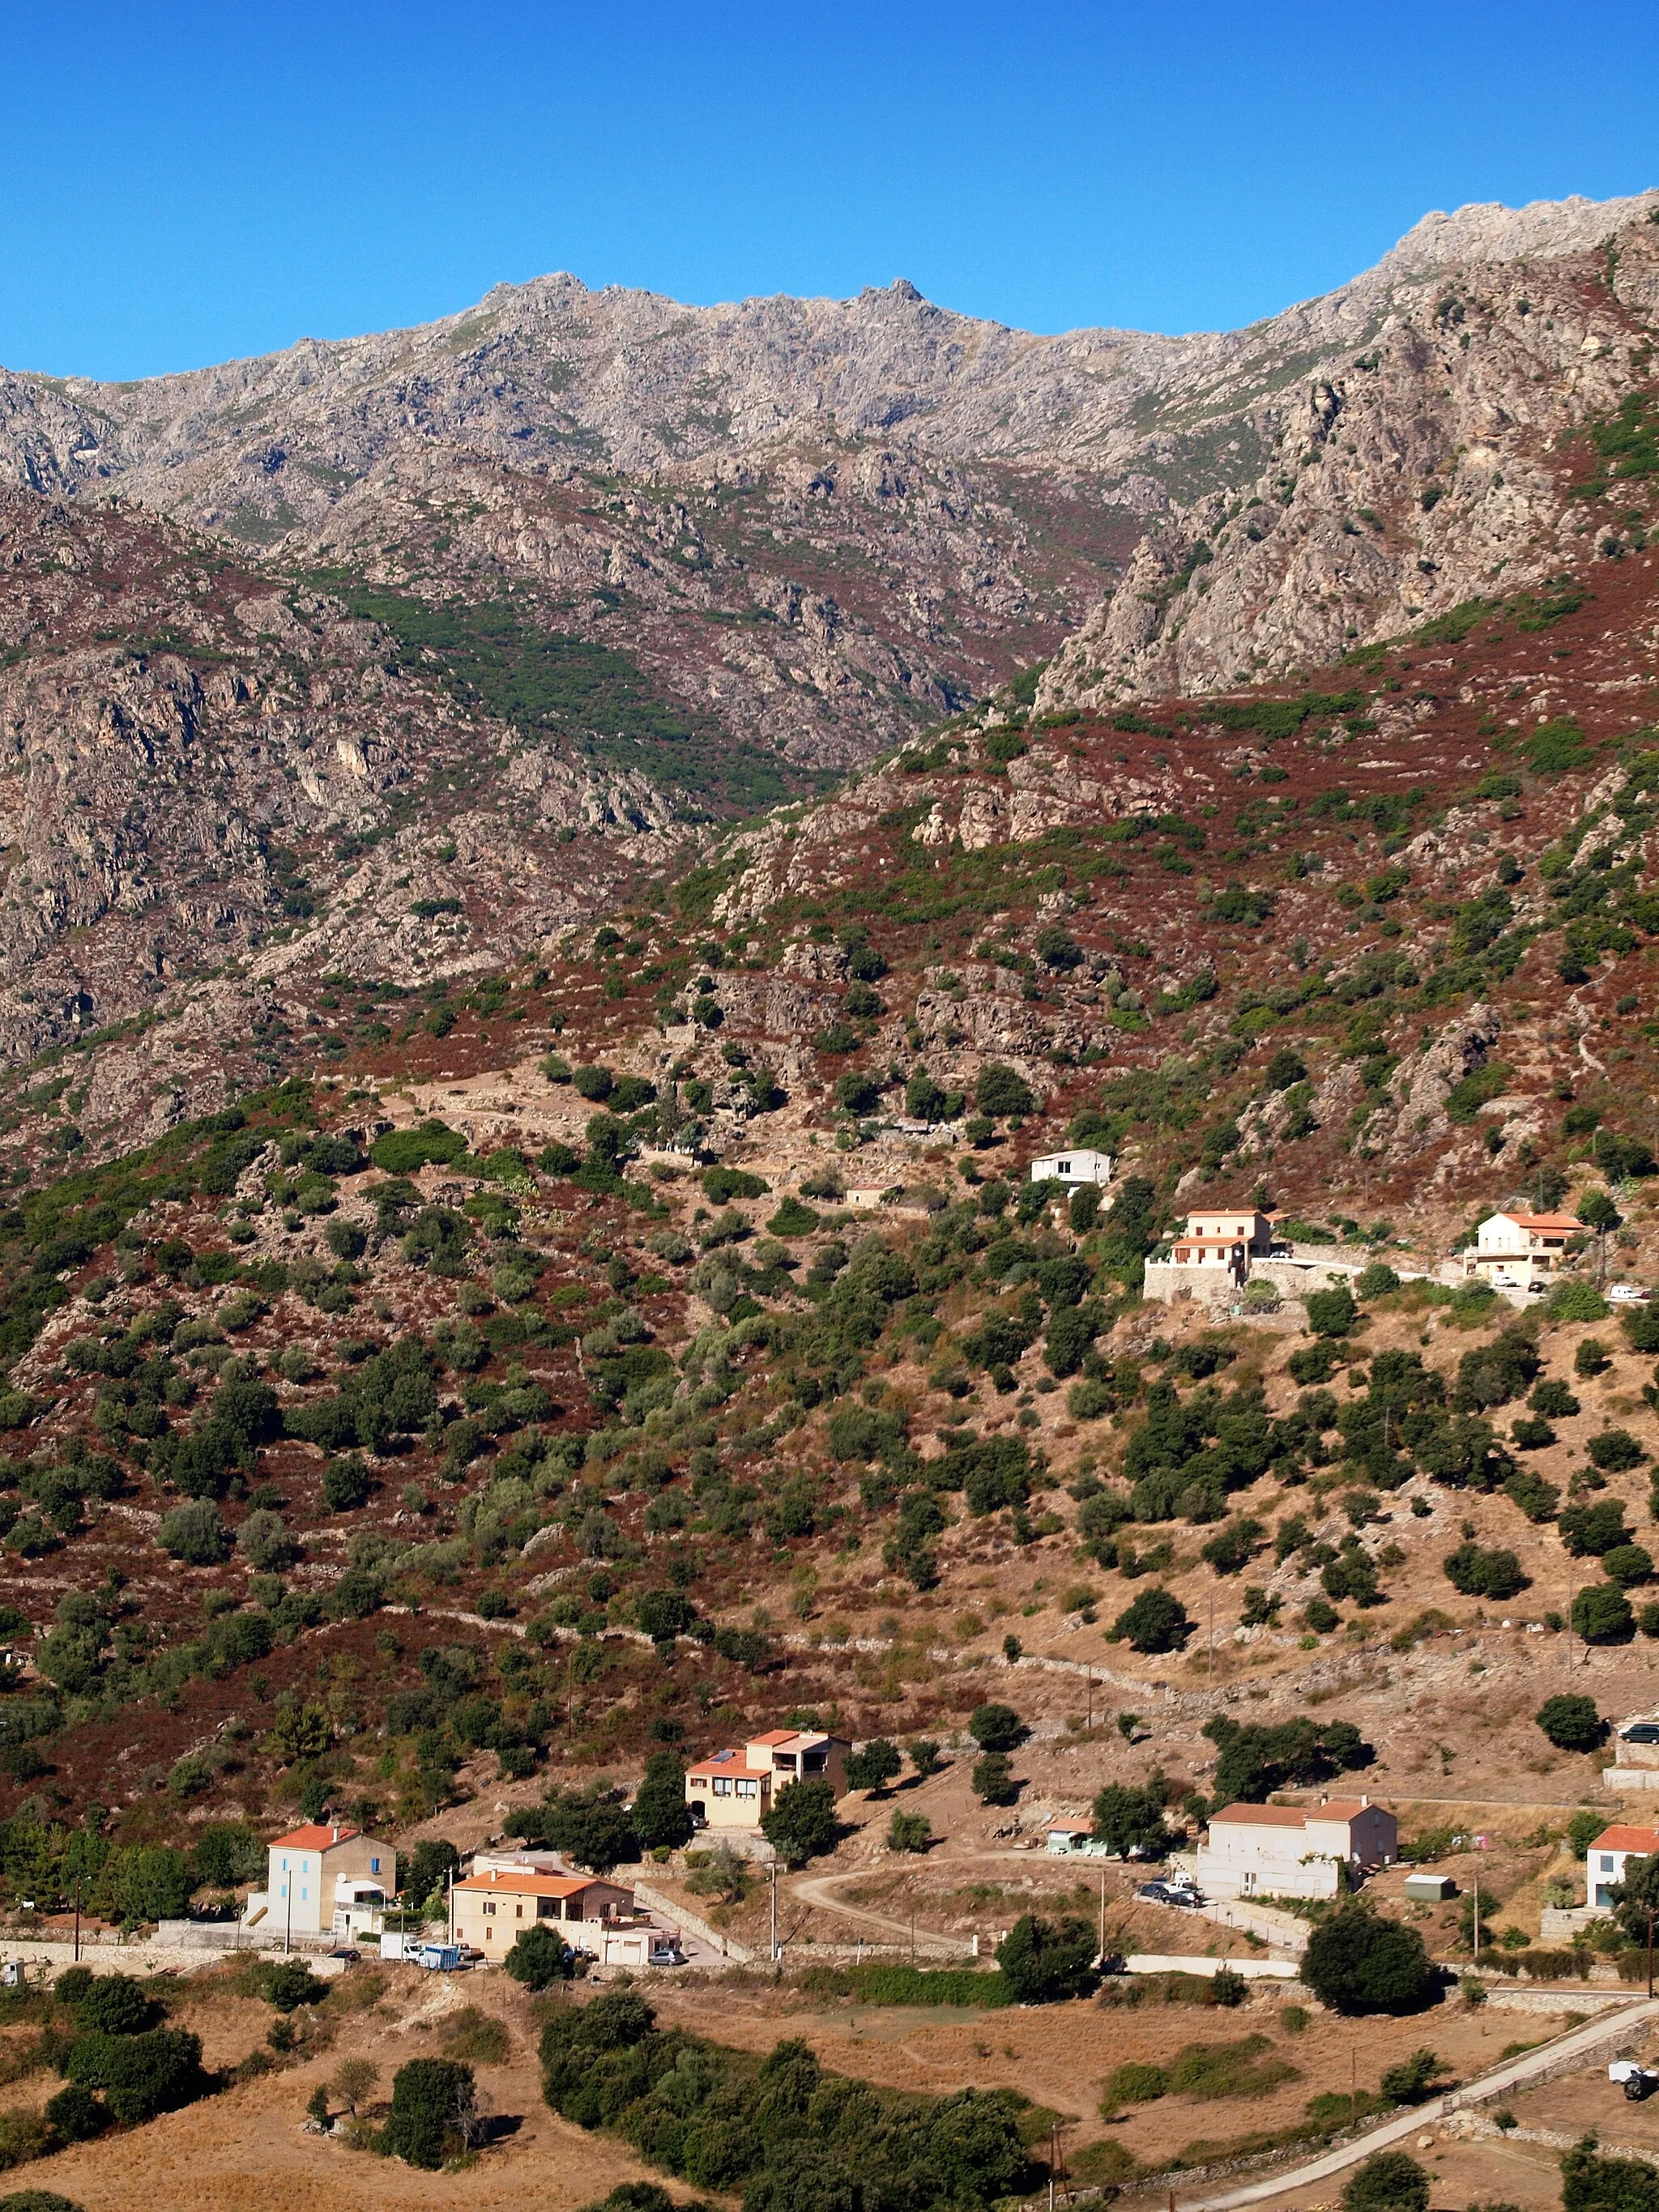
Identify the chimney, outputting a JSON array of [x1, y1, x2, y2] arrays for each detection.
[[331, 1825, 340, 1843], [1361, 1795, 1369, 1809]]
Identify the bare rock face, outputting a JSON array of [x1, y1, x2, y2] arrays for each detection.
[[2, 191, 1653, 781], [1038, 206, 1659, 707]]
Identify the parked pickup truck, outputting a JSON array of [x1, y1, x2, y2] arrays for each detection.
[[1609, 2061, 1659, 2100]]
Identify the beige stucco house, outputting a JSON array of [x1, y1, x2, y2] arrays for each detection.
[[685, 1729, 850, 1832]]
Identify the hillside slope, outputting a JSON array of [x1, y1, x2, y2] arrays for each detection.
[[1038, 202, 1659, 705]]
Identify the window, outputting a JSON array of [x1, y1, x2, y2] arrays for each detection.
[[737, 1778, 757, 1798], [516, 1903, 524, 1918], [484, 1901, 497, 1916], [370, 1856, 381, 1873], [713, 1777, 730, 1796], [1601, 1855, 1617, 1873]]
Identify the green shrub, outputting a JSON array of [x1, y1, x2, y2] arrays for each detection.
[[1104, 2061, 1167, 2107], [262, 1960, 326, 2012], [41, 2084, 107, 2144], [766, 1197, 820, 1238], [701, 1166, 768, 1204], [1165, 2032, 1298, 2099], [1305, 1285, 1358, 1338], [60, 1972, 160, 2036], [384, 2056, 478, 2169], [505, 1923, 578, 1991], [1110, 1587, 1192, 1652], [1535, 1694, 1602, 1752], [975, 1064, 1036, 1118], [1573, 1583, 1636, 1644], [887, 1812, 932, 1853], [759, 1779, 838, 1866], [369, 1121, 467, 1173], [0, 2114, 53, 2173], [64, 2027, 205, 2124], [995, 1912, 1097, 2002], [1301, 1904, 1433, 2014], [968, 1703, 1023, 1752], [1342, 2150, 1430, 2212], [157, 1501, 231, 1566]]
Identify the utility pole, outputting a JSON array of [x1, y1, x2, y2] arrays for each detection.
[[1350, 2046, 1358, 2130], [1098, 1871, 1107, 1963], [73, 1882, 80, 1966], [1648, 1906, 1655, 2001], [284, 1871, 292, 1958], [1208, 1588, 1215, 1679], [1473, 1866, 1480, 1965], [911, 1908, 916, 1966], [770, 1862, 778, 1963]]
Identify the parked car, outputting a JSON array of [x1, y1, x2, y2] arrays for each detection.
[[1610, 2061, 1659, 2100], [1136, 1879, 1201, 1907], [1620, 1721, 1659, 1745], [1610, 1285, 1653, 1304]]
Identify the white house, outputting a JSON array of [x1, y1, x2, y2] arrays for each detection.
[[1585, 1823, 1659, 1909], [1193, 1797, 1397, 1901], [246, 1822, 396, 1941], [1029, 1149, 1112, 1187], [1465, 1211, 1580, 1289], [1166, 1208, 1274, 1289]]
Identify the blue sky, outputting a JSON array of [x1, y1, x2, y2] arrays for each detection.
[[2, 0, 1655, 379]]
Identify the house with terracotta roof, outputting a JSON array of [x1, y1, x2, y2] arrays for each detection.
[[450, 1869, 636, 1958], [1465, 1210, 1582, 1289], [1584, 1823, 1659, 1910], [1193, 1796, 1397, 1901], [1166, 1208, 1274, 1289], [247, 1822, 396, 1941], [684, 1729, 850, 1833]]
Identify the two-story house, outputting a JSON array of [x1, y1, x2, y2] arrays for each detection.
[[1584, 1823, 1659, 1910], [1464, 1211, 1581, 1290], [684, 1728, 850, 1832], [1167, 1208, 1274, 1289], [249, 1822, 396, 1941], [1192, 1796, 1397, 1901]]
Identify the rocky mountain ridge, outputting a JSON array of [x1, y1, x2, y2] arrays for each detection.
[[1038, 202, 1659, 709]]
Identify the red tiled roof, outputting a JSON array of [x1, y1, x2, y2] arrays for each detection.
[[1591, 1826, 1659, 1854], [271, 1823, 361, 1852], [686, 1749, 770, 1778], [454, 1872, 610, 1898], [1209, 1800, 1380, 1831], [1209, 1804, 1311, 1829]]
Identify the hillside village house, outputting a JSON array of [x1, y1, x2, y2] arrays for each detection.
[[685, 1728, 850, 1832], [1584, 1823, 1659, 1909], [1028, 1148, 1112, 1187], [450, 1869, 636, 1958], [1193, 1797, 1397, 1901], [1464, 1211, 1581, 1290], [248, 1822, 396, 1941], [1166, 1208, 1274, 1290]]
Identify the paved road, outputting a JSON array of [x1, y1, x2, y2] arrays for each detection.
[[1170, 1996, 1657, 2211]]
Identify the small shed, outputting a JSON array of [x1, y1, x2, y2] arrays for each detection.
[[1046, 1823, 1092, 1854], [1402, 1872, 1456, 1903]]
